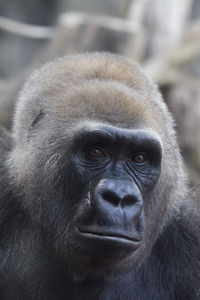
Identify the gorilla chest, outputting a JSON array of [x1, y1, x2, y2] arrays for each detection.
[[66, 265, 192, 300]]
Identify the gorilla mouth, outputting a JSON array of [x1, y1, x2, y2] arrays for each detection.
[[77, 226, 141, 245]]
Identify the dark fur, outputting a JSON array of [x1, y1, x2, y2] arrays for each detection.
[[0, 53, 200, 299]]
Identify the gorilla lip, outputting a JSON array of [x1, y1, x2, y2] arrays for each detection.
[[77, 227, 141, 244]]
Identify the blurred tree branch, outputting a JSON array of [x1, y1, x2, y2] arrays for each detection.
[[0, 15, 54, 39]]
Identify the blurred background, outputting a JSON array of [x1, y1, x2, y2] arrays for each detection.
[[0, 0, 199, 185]]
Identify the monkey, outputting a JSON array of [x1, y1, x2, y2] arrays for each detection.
[[0, 52, 199, 299]]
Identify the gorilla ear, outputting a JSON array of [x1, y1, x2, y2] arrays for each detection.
[[0, 126, 12, 155]]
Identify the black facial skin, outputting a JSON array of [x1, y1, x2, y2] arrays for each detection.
[[67, 124, 162, 261]]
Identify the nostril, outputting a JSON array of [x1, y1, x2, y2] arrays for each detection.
[[101, 190, 120, 206], [121, 195, 137, 208], [101, 190, 137, 207], [96, 179, 141, 208]]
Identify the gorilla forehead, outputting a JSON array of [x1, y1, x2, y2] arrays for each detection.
[[71, 121, 162, 149], [13, 52, 171, 143]]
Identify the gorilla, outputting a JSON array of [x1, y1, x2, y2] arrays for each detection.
[[0, 52, 199, 299]]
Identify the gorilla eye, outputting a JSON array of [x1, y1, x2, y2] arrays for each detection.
[[131, 153, 148, 164], [87, 147, 106, 159]]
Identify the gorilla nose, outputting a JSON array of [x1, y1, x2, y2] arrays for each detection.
[[96, 178, 141, 208], [81, 178, 144, 237]]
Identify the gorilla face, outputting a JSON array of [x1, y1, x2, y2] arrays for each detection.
[[14, 119, 162, 276], [9, 53, 184, 279], [69, 123, 162, 259]]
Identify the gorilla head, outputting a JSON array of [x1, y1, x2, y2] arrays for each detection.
[[8, 53, 186, 280]]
